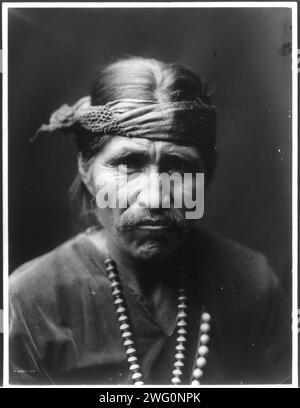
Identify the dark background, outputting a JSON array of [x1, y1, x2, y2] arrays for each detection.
[[8, 7, 293, 289]]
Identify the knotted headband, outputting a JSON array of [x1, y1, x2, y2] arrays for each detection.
[[37, 96, 216, 145], [37, 96, 217, 179]]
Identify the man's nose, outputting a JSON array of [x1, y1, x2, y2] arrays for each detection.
[[136, 170, 166, 209]]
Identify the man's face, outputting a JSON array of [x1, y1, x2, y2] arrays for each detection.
[[87, 136, 204, 261]]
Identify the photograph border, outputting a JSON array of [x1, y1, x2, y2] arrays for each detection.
[[2, 1, 298, 388]]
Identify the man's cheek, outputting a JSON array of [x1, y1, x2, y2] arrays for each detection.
[[109, 174, 148, 209], [95, 207, 112, 228], [95, 207, 120, 231], [94, 168, 142, 210], [94, 169, 124, 209]]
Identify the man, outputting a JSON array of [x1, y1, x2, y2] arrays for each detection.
[[9, 57, 291, 385]]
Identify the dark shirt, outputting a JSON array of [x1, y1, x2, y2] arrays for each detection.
[[9, 229, 292, 385]]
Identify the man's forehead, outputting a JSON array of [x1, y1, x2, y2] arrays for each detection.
[[98, 136, 200, 158]]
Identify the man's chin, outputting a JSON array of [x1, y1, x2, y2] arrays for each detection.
[[131, 243, 168, 261], [127, 240, 181, 262], [117, 226, 190, 261]]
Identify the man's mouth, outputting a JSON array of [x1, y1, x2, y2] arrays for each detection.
[[134, 219, 171, 229], [119, 213, 187, 234], [136, 225, 168, 230]]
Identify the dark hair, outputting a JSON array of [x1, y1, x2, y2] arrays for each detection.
[[70, 57, 217, 226]]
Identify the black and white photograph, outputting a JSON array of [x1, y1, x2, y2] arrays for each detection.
[[2, 3, 297, 387]]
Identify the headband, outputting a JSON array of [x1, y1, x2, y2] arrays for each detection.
[[37, 96, 216, 147]]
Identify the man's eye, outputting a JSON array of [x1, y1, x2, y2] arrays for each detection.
[[162, 158, 192, 173], [113, 156, 145, 170], [121, 158, 136, 167]]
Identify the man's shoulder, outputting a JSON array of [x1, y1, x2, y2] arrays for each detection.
[[195, 228, 279, 295], [195, 228, 291, 383], [196, 227, 272, 264], [9, 232, 100, 301], [195, 227, 285, 331]]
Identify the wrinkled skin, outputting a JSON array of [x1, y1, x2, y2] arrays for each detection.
[[81, 136, 204, 262]]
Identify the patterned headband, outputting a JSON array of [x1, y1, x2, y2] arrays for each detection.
[[37, 96, 216, 146]]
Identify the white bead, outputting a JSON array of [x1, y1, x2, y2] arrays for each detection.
[[198, 345, 209, 356], [175, 352, 185, 360], [177, 335, 187, 342], [116, 306, 126, 314], [118, 315, 128, 322], [174, 360, 184, 368], [202, 312, 211, 322], [171, 377, 181, 385], [129, 364, 140, 371], [175, 344, 185, 351], [200, 334, 210, 345], [128, 356, 138, 363], [191, 379, 200, 386], [123, 339, 134, 347], [111, 280, 120, 288], [178, 304, 187, 309], [178, 328, 187, 335], [200, 323, 210, 333], [132, 372, 142, 380], [115, 298, 124, 304], [122, 331, 132, 338], [126, 347, 136, 355], [172, 368, 182, 376], [134, 381, 144, 386], [178, 311, 187, 318], [106, 261, 114, 267], [196, 357, 207, 368], [178, 320, 187, 327], [120, 323, 130, 331], [192, 368, 203, 379], [112, 288, 121, 296]]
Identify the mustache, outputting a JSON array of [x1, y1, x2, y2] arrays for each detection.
[[117, 209, 188, 232]]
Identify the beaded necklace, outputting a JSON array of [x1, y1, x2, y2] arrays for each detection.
[[104, 257, 211, 385]]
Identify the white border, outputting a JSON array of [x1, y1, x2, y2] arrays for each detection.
[[291, 0, 298, 389], [2, 1, 298, 389], [1, 2, 298, 8]]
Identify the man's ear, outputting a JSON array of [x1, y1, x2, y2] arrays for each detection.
[[78, 155, 95, 196]]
